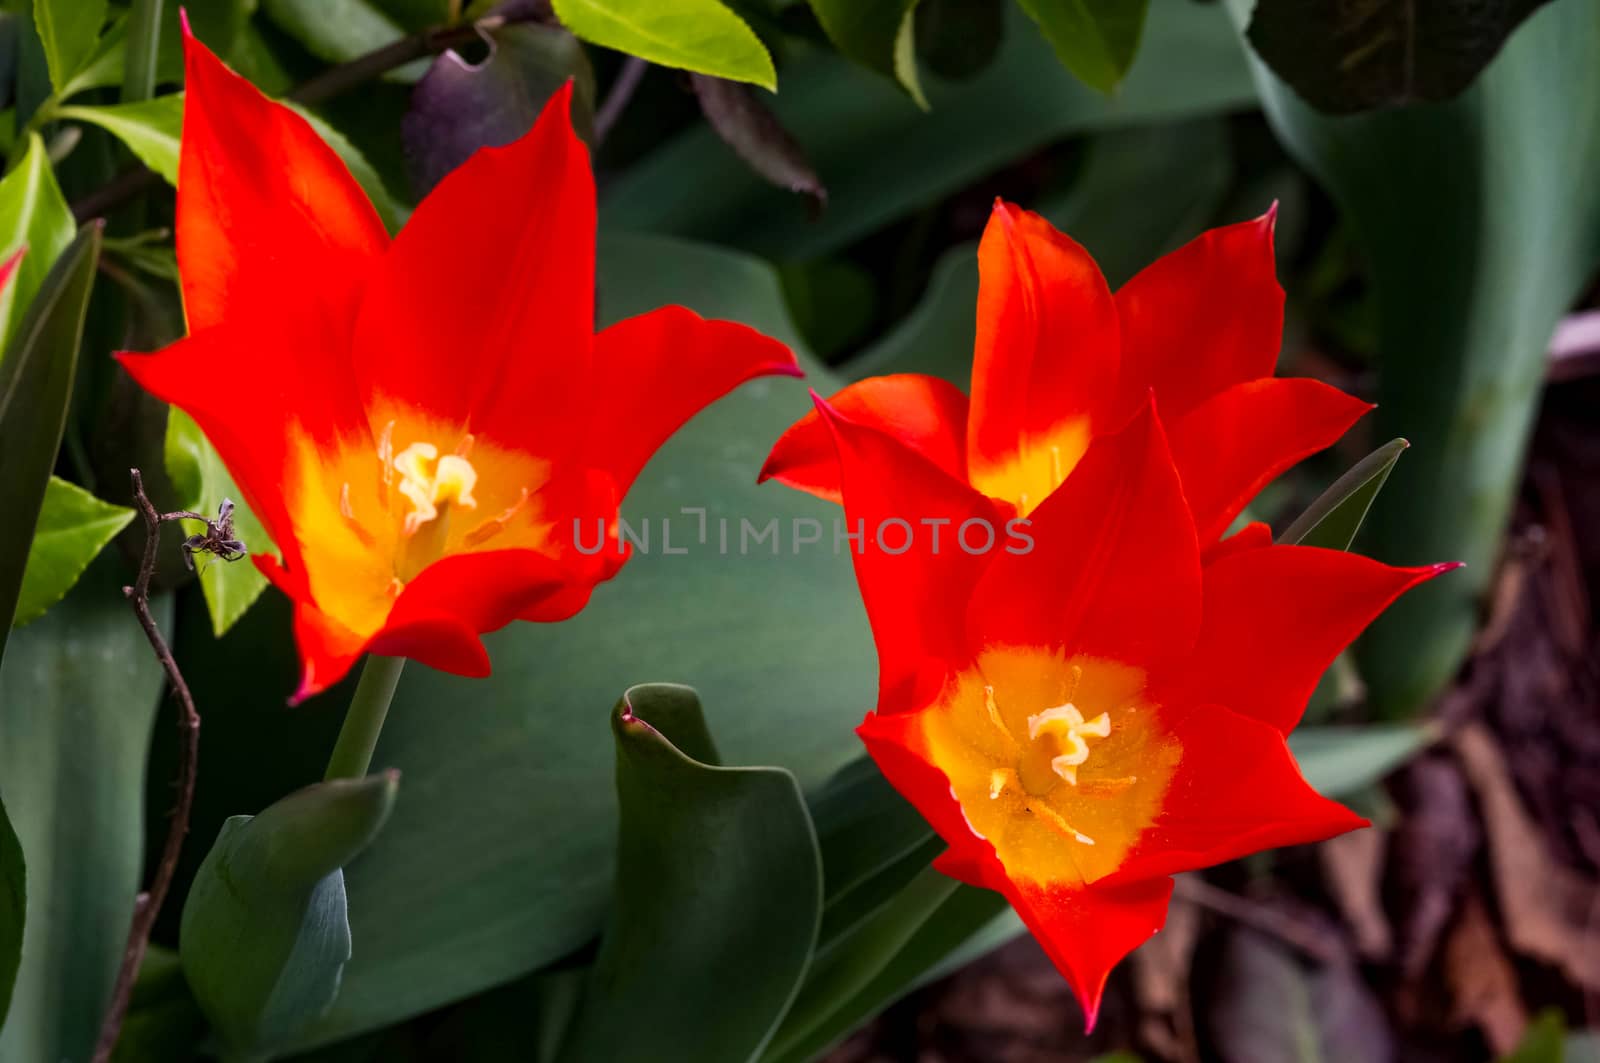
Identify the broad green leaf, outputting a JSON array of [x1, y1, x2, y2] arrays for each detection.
[[32, 0, 108, 93], [56, 97, 182, 183], [0, 795, 22, 1028], [372, 0, 456, 32], [762, 876, 1010, 1063], [850, 119, 1232, 385], [13, 476, 134, 626], [0, 559, 172, 1063], [604, 0, 1252, 260], [0, 223, 101, 667], [167, 232, 871, 1048], [0, 133, 76, 350], [560, 685, 822, 1062], [260, 0, 413, 71], [1247, 0, 1553, 113], [1016, 0, 1149, 93], [806, 0, 925, 106], [1278, 438, 1407, 550], [551, 0, 776, 90], [1289, 723, 1438, 796], [915, 0, 1005, 81], [106, 947, 206, 1063], [180, 773, 400, 1057], [164, 408, 275, 637], [1501, 1010, 1565, 1063], [1226, 0, 1600, 716]]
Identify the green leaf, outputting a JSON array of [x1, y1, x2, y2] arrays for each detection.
[[0, 222, 101, 667], [0, 559, 173, 1063], [56, 96, 182, 183], [762, 877, 1011, 1063], [260, 0, 415, 72], [1277, 438, 1407, 550], [560, 685, 822, 1062], [13, 476, 135, 626], [1016, 0, 1149, 93], [1247, 0, 1553, 113], [372, 0, 456, 32], [1226, 0, 1600, 716], [180, 772, 400, 1057], [551, 0, 776, 90], [1289, 723, 1438, 796], [806, 0, 925, 106], [1501, 1010, 1566, 1063], [107, 947, 207, 1063], [164, 408, 275, 637], [604, 0, 1253, 260], [172, 232, 873, 1048], [32, 0, 108, 93], [0, 133, 76, 350], [0, 794, 22, 1028]]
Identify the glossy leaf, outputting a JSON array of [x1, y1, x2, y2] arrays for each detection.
[[260, 0, 412, 70], [164, 408, 276, 637], [1247, 0, 1553, 113], [172, 233, 872, 1047], [373, 0, 456, 32], [402, 21, 596, 199], [1016, 0, 1149, 93], [56, 97, 182, 183], [0, 560, 172, 1063], [32, 0, 108, 92], [179, 772, 400, 1057], [0, 133, 75, 349], [1278, 438, 1407, 550], [0, 795, 21, 1028], [1289, 724, 1438, 797], [12, 476, 134, 626], [805, 0, 925, 106], [560, 685, 822, 1063], [0, 223, 101, 667], [605, 0, 1253, 259], [551, 0, 776, 89], [1229, 0, 1600, 716]]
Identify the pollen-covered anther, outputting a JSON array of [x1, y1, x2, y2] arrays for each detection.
[[1027, 702, 1111, 786], [463, 486, 531, 548], [393, 441, 479, 535]]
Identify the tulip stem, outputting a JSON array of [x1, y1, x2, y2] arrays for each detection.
[[325, 655, 406, 780]]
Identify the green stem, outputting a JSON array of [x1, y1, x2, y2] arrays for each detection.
[[122, 0, 165, 103], [324, 655, 405, 781]]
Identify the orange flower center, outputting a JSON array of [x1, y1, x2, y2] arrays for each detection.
[[287, 407, 553, 638], [916, 647, 1181, 886]]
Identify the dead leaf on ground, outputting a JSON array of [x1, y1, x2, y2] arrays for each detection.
[[1391, 754, 1481, 979], [1453, 724, 1600, 990], [1322, 827, 1393, 961], [1133, 895, 1200, 1062], [1444, 890, 1529, 1055]]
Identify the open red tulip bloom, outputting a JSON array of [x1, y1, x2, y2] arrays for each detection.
[[809, 394, 1455, 1026], [119, 32, 799, 700], [762, 200, 1371, 550]]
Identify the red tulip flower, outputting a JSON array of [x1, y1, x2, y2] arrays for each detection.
[[811, 394, 1454, 1025], [762, 201, 1369, 550], [119, 32, 798, 700]]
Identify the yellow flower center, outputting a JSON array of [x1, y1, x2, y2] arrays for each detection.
[[968, 418, 1090, 515], [917, 647, 1181, 886]]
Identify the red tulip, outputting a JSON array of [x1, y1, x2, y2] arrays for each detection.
[[119, 31, 799, 700], [761, 201, 1370, 549], [813, 393, 1454, 1026]]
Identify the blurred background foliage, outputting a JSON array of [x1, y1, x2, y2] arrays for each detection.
[[0, 0, 1597, 1060]]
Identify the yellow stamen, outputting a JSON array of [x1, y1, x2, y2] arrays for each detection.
[[1032, 799, 1095, 846], [377, 420, 396, 488], [462, 486, 531, 548], [989, 768, 1013, 800]]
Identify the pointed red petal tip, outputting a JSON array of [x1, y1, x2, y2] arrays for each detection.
[[178, 6, 193, 38]]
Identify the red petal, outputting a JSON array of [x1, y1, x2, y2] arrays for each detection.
[[351, 82, 594, 454], [177, 30, 386, 335], [1005, 876, 1174, 1031], [968, 202, 1119, 486], [1168, 378, 1372, 545], [1115, 210, 1282, 418], [1201, 520, 1272, 566], [818, 395, 1007, 714], [967, 403, 1201, 672], [1163, 546, 1456, 732], [0, 247, 22, 291], [592, 305, 799, 499], [1110, 702, 1368, 880], [857, 710, 996, 869], [760, 374, 969, 504]]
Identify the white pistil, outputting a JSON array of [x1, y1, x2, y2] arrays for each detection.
[[1027, 701, 1111, 786]]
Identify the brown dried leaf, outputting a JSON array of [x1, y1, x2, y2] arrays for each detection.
[[1321, 827, 1393, 961], [1444, 891, 1528, 1055], [1391, 755, 1481, 979], [1133, 895, 1200, 1062], [1453, 723, 1600, 989]]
